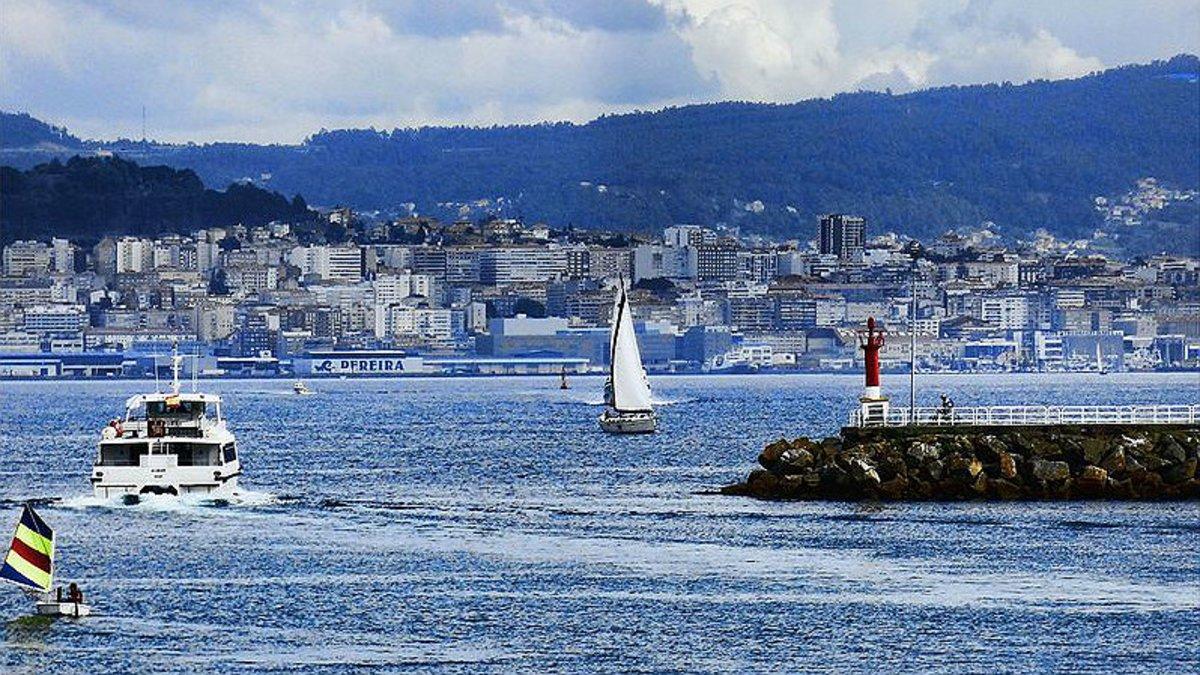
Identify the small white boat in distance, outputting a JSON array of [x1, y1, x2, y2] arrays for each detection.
[[293, 380, 315, 395], [599, 282, 657, 434], [2, 504, 91, 618], [92, 346, 242, 499]]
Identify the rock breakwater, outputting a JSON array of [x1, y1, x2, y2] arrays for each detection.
[[722, 424, 1200, 501]]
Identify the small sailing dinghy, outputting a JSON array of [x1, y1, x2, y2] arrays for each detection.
[[1, 504, 90, 618], [599, 281, 657, 434]]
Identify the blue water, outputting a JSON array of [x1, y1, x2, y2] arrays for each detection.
[[1, 373, 1198, 673]]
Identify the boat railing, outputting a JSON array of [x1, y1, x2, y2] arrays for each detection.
[[108, 417, 222, 439], [848, 404, 1200, 428]]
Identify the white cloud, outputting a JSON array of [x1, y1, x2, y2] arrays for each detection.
[[0, 0, 1194, 143]]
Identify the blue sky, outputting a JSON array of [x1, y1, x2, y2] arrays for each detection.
[[1, 0, 1196, 143]]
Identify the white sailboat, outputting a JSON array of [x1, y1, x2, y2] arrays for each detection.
[[2, 504, 91, 617], [599, 282, 657, 434]]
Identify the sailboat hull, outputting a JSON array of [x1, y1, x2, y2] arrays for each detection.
[[36, 601, 91, 617], [599, 410, 657, 434]]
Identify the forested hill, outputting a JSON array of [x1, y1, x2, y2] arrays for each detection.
[[0, 156, 312, 245], [2, 55, 1197, 242]]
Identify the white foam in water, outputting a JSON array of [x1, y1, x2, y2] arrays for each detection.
[[57, 488, 282, 512], [579, 395, 692, 406]]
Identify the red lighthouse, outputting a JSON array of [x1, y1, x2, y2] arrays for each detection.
[[857, 317, 886, 401]]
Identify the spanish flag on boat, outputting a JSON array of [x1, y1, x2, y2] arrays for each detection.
[[0, 505, 54, 593]]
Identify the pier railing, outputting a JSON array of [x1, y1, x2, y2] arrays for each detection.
[[849, 404, 1200, 428]]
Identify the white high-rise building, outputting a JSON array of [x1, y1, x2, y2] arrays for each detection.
[[115, 237, 153, 274], [289, 246, 363, 282], [664, 225, 716, 248], [632, 244, 696, 282], [375, 304, 454, 340], [375, 273, 437, 305]]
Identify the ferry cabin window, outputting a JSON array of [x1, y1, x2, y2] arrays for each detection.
[[99, 443, 149, 466], [222, 443, 237, 463], [164, 442, 220, 466], [146, 400, 207, 419]]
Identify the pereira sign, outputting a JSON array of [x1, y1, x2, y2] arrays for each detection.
[[298, 354, 424, 375]]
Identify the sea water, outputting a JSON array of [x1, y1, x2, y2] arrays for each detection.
[[0, 373, 1197, 673]]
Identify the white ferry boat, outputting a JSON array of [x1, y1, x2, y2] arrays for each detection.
[[90, 349, 241, 500]]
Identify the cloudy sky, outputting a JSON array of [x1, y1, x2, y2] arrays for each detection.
[[2, 0, 1197, 143]]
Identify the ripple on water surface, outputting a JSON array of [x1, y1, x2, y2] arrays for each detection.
[[1, 373, 1198, 673]]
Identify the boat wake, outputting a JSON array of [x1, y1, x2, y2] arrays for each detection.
[[578, 396, 693, 407], [55, 489, 286, 512]]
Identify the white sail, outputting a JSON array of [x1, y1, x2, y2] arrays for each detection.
[[609, 285, 654, 412]]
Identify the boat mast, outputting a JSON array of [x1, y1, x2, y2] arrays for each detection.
[[608, 279, 625, 407], [170, 342, 182, 395]]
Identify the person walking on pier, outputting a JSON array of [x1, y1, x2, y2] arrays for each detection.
[[938, 394, 955, 424]]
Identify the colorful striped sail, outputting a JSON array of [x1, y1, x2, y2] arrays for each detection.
[[0, 505, 55, 593]]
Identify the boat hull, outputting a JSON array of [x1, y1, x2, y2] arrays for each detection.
[[36, 601, 91, 617], [599, 411, 657, 434], [92, 465, 240, 500]]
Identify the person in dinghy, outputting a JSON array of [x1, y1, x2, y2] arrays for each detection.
[[0, 504, 92, 617]]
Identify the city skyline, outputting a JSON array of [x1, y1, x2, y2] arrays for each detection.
[[3, 195, 1197, 379]]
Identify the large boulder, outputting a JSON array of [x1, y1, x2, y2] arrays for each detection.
[[922, 458, 945, 481], [758, 439, 792, 471], [945, 454, 983, 480], [997, 451, 1018, 479], [1100, 448, 1126, 475], [1163, 458, 1197, 485], [1082, 438, 1108, 466], [776, 447, 815, 475], [906, 441, 940, 465], [1031, 459, 1070, 483], [746, 469, 780, 498], [876, 449, 909, 481], [990, 478, 1024, 500], [846, 457, 881, 488], [878, 475, 909, 499], [1075, 465, 1108, 497], [973, 435, 1009, 463], [1157, 436, 1187, 465]]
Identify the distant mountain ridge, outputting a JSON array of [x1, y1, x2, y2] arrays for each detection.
[[2, 54, 1197, 243]]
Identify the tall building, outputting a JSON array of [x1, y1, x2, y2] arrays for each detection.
[[664, 225, 715, 248], [115, 237, 154, 274], [695, 244, 739, 282], [633, 244, 695, 282], [818, 214, 866, 261], [3, 241, 52, 276], [478, 248, 567, 284], [288, 245, 363, 282], [51, 238, 74, 274]]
